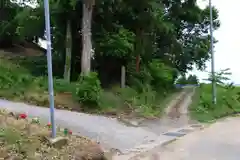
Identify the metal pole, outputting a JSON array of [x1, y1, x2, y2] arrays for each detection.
[[43, 0, 56, 137], [209, 0, 217, 104]]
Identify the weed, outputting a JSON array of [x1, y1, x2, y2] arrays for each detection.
[[0, 113, 106, 160], [190, 84, 240, 122], [0, 52, 179, 118]]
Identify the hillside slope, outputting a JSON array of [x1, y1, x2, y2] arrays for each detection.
[[0, 50, 180, 118]]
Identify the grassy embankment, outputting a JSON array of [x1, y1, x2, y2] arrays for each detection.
[[0, 51, 178, 118], [190, 84, 240, 122]]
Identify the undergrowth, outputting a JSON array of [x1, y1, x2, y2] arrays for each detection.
[[190, 84, 240, 122], [0, 52, 179, 118]]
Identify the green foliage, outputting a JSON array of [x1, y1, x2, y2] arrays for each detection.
[[128, 67, 153, 92], [115, 86, 139, 103], [75, 72, 102, 106], [0, 0, 221, 117], [187, 74, 199, 84], [96, 27, 135, 58], [104, 85, 164, 117], [0, 55, 76, 106], [176, 75, 187, 85], [1, 0, 220, 73], [0, 56, 31, 91], [0, 2, 21, 42], [190, 83, 240, 122], [130, 85, 160, 117], [128, 60, 176, 92], [190, 69, 236, 122], [148, 59, 175, 90], [176, 74, 199, 85], [16, 7, 45, 40], [205, 68, 231, 85]]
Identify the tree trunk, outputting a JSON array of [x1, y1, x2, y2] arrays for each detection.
[[64, 20, 72, 81], [135, 28, 143, 72], [81, 0, 94, 75]]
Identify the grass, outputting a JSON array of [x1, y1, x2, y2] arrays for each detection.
[[0, 50, 179, 118], [189, 84, 240, 122], [0, 53, 80, 111], [97, 85, 181, 118], [0, 110, 107, 160]]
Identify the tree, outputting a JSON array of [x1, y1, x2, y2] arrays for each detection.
[[64, 20, 72, 81], [0, 0, 220, 90], [155, 0, 220, 73], [205, 68, 232, 85], [176, 75, 187, 85], [187, 74, 199, 84], [81, 0, 95, 75]]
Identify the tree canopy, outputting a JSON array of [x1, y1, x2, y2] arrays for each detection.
[[0, 0, 220, 88]]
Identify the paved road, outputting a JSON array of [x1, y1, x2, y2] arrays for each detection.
[[141, 117, 240, 160], [0, 99, 159, 152], [0, 88, 194, 154]]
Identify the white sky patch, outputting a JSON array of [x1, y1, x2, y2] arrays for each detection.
[[191, 0, 240, 84]]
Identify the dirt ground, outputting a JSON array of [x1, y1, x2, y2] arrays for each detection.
[[117, 88, 195, 129], [0, 110, 110, 160], [167, 90, 190, 119]]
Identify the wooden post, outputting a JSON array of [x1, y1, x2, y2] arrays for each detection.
[[121, 66, 126, 88]]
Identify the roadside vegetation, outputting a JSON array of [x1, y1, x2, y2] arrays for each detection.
[[0, 52, 180, 118], [0, 0, 220, 118], [190, 69, 240, 122], [0, 110, 106, 160]]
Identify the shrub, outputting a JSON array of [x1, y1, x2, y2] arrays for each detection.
[[117, 86, 138, 103], [75, 72, 102, 106], [148, 59, 175, 91], [128, 66, 153, 92], [131, 84, 161, 117], [98, 91, 122, 111]]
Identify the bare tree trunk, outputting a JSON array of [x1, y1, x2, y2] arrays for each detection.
[[81, 0, 94, 75], [64, 20, 72, 81]]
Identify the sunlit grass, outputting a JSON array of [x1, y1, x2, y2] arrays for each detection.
[[190, 84, 240, 122]]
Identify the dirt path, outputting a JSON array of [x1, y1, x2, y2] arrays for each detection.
[[112, 87, 198, 159], [138, 87, 197, 135]]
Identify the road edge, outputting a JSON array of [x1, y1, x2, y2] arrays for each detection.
[[113, 123, 205, 159]]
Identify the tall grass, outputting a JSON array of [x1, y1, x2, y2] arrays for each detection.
[[190, 84, 240, 122], [0, 54, 77, 107]]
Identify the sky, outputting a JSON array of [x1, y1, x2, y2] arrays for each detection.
[[192, 0, 240, 83]]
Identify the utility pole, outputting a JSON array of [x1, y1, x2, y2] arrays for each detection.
[[209, 0, 217, 104], [43, 0, 56, 137]]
